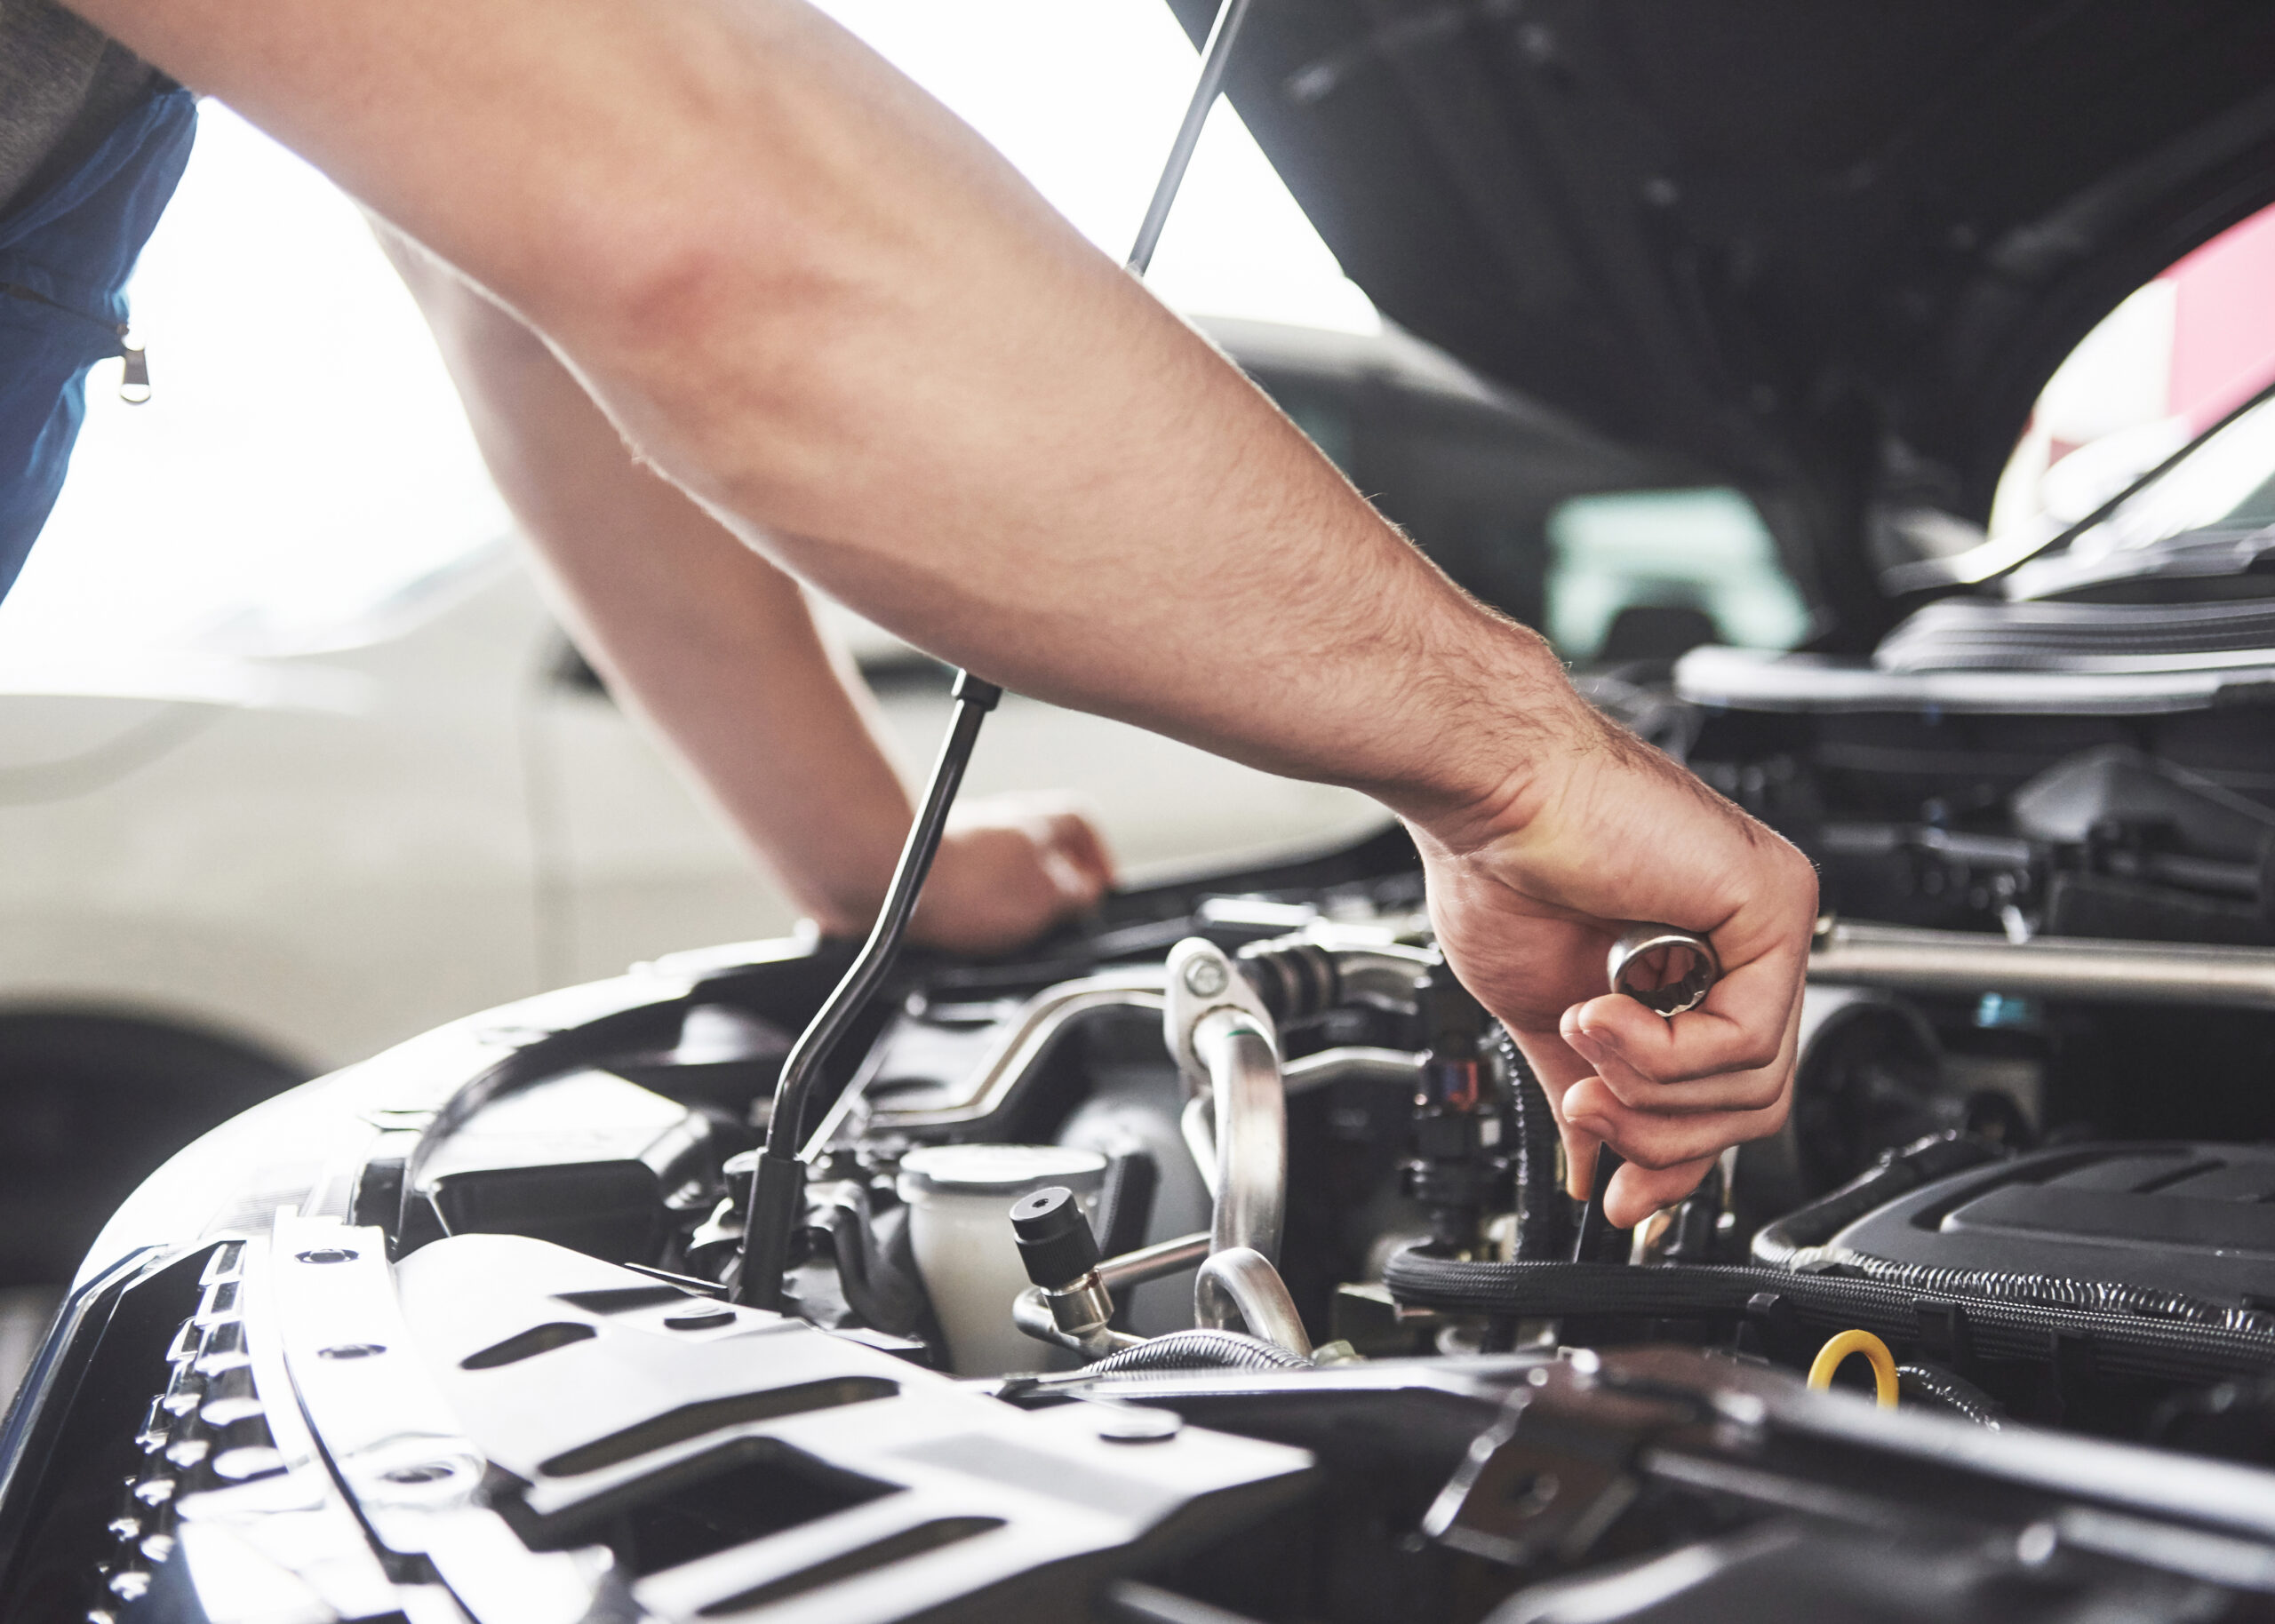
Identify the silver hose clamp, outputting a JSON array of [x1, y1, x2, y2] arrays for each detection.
[[1607, 925, 1720, 1017]]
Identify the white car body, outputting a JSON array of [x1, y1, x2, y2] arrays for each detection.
[[0, 542, 1383, 1079]]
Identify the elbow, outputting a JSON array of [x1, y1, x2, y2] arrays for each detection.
[[535, 198, 857, 454]]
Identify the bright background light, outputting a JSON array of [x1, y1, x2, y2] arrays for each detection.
[[0, 0, 1373, 659]]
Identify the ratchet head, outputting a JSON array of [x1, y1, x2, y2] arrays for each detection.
[[1607, 926, 1720, 1017]]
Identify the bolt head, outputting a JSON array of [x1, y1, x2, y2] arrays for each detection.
[[2016, 1523, 2058, 1566], [1181, 957, 1229, 998], [1095, 1405, 1181, 1444], [382, 1462, 458, 1485]]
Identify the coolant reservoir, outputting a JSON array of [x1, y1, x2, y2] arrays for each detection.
[[897, 1143, 1106, 1375]]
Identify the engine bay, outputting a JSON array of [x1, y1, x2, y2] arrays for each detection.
[[20, 687, 2275, 1622]]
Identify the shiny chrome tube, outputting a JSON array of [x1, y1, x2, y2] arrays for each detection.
[[1012, 1231, 1211, 1358], [1810, 920, 2275, 1009], [1283, 1046, 1419, 1095], [808, 969, 1165, 1146], [1180, 1096, 1220, 1200], [1193, 1246, 1312, 1357], [1097, 1230, 1212, 1294], [1326, 944, 1440, 1011], [1196, 1008, 1285, 1263]]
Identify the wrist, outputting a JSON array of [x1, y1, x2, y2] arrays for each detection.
[[1372, 606, 1599, 850]]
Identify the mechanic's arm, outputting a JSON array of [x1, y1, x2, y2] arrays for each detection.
[[383, 236, 1113, 956], [77, 0, 1817, 1225]]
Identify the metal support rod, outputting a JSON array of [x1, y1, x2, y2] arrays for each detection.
[[1570, 1147, 1624, 1264], [733, 0, 1254, 1314], [1810, 919, 2275, 1010], [734, 673, 1000, 1308], [1127, 0, 1256, 276]]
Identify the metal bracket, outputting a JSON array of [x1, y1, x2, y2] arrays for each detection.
[[1164, 938, 1280, 1089]]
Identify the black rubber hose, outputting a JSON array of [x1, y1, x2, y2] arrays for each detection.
[[1750, 1131, 2002, 1270], [1498, 1029, 1569, 1260], [1077, 1330, 1310, 1375], [1378, 1249, 2275, 1387], [1896, 1362, 2005, 1428], [1841, 1253, 2275, 1332]]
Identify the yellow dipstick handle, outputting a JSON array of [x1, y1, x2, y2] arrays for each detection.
[[1808, 1328, 1898, 1408]]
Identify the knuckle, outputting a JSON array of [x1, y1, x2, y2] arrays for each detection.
[[1732, 1077, 1783, 1110], [1594, 1074, 1651, 1109], [1733, 1038, 1779, 1072]]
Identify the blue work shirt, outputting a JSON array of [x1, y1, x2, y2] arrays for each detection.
[[0, 83, 196, 605]]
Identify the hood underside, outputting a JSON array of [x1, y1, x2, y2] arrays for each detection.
[[1174, 0, 2275, 640]]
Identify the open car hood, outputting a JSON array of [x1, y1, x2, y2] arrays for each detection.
[[1175, 0, 2275, 639]]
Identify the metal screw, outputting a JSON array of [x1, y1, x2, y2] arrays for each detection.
[[664, 1311, 738, 1333], [1181, 957, 1228, 998], [294, 1247, 357, 1265], [317, 1343, 386, 1360], [381, 1462, 457, 1485], [1094, 1405, 1181, 1444], [1510, 1471, 1561, 1518]]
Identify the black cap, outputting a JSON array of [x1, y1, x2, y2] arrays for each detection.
[[1009, 1186, 1101, 1290]]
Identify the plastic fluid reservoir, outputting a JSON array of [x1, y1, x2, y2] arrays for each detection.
[[898, 1143, 1107, 1375]]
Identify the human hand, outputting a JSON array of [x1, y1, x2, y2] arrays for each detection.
[[908, 792, 1117, 955], [1411, 697, 1817, 1230]]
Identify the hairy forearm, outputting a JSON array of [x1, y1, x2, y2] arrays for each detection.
[[77, 0, 1583, 826], [387, 243, 919, 934]]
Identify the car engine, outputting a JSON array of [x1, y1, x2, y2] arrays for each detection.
[[14, 637, 2275, 1624]]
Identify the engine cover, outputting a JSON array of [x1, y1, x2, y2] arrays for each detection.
[[1829, 1142, 2275, 1310]]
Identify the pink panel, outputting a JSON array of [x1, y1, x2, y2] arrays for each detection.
[[2167, 201, 2275, 434]]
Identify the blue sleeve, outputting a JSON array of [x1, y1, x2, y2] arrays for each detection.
[[0, 83, 196, 606]]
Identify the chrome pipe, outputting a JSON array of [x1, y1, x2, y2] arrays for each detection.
[[1011, 1230, 1210, 1358], [1193, 1246, 1311, 1357], [1282, 1046, 1420, 1096], [1097, 1230, 1212, 1294], [1325, 944, 1439, 1012], [806, 970, 1164, 1146], [1180, 1095, 1219, 1200], [1810, 920, 2275, 1010], [1197, 1008, 1285, 1263]]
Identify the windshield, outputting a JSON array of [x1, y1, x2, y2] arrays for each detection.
[[2005, 389, 2275, 600]]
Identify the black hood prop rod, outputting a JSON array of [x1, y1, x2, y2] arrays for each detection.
[[733, 0, 1258, 1310]]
